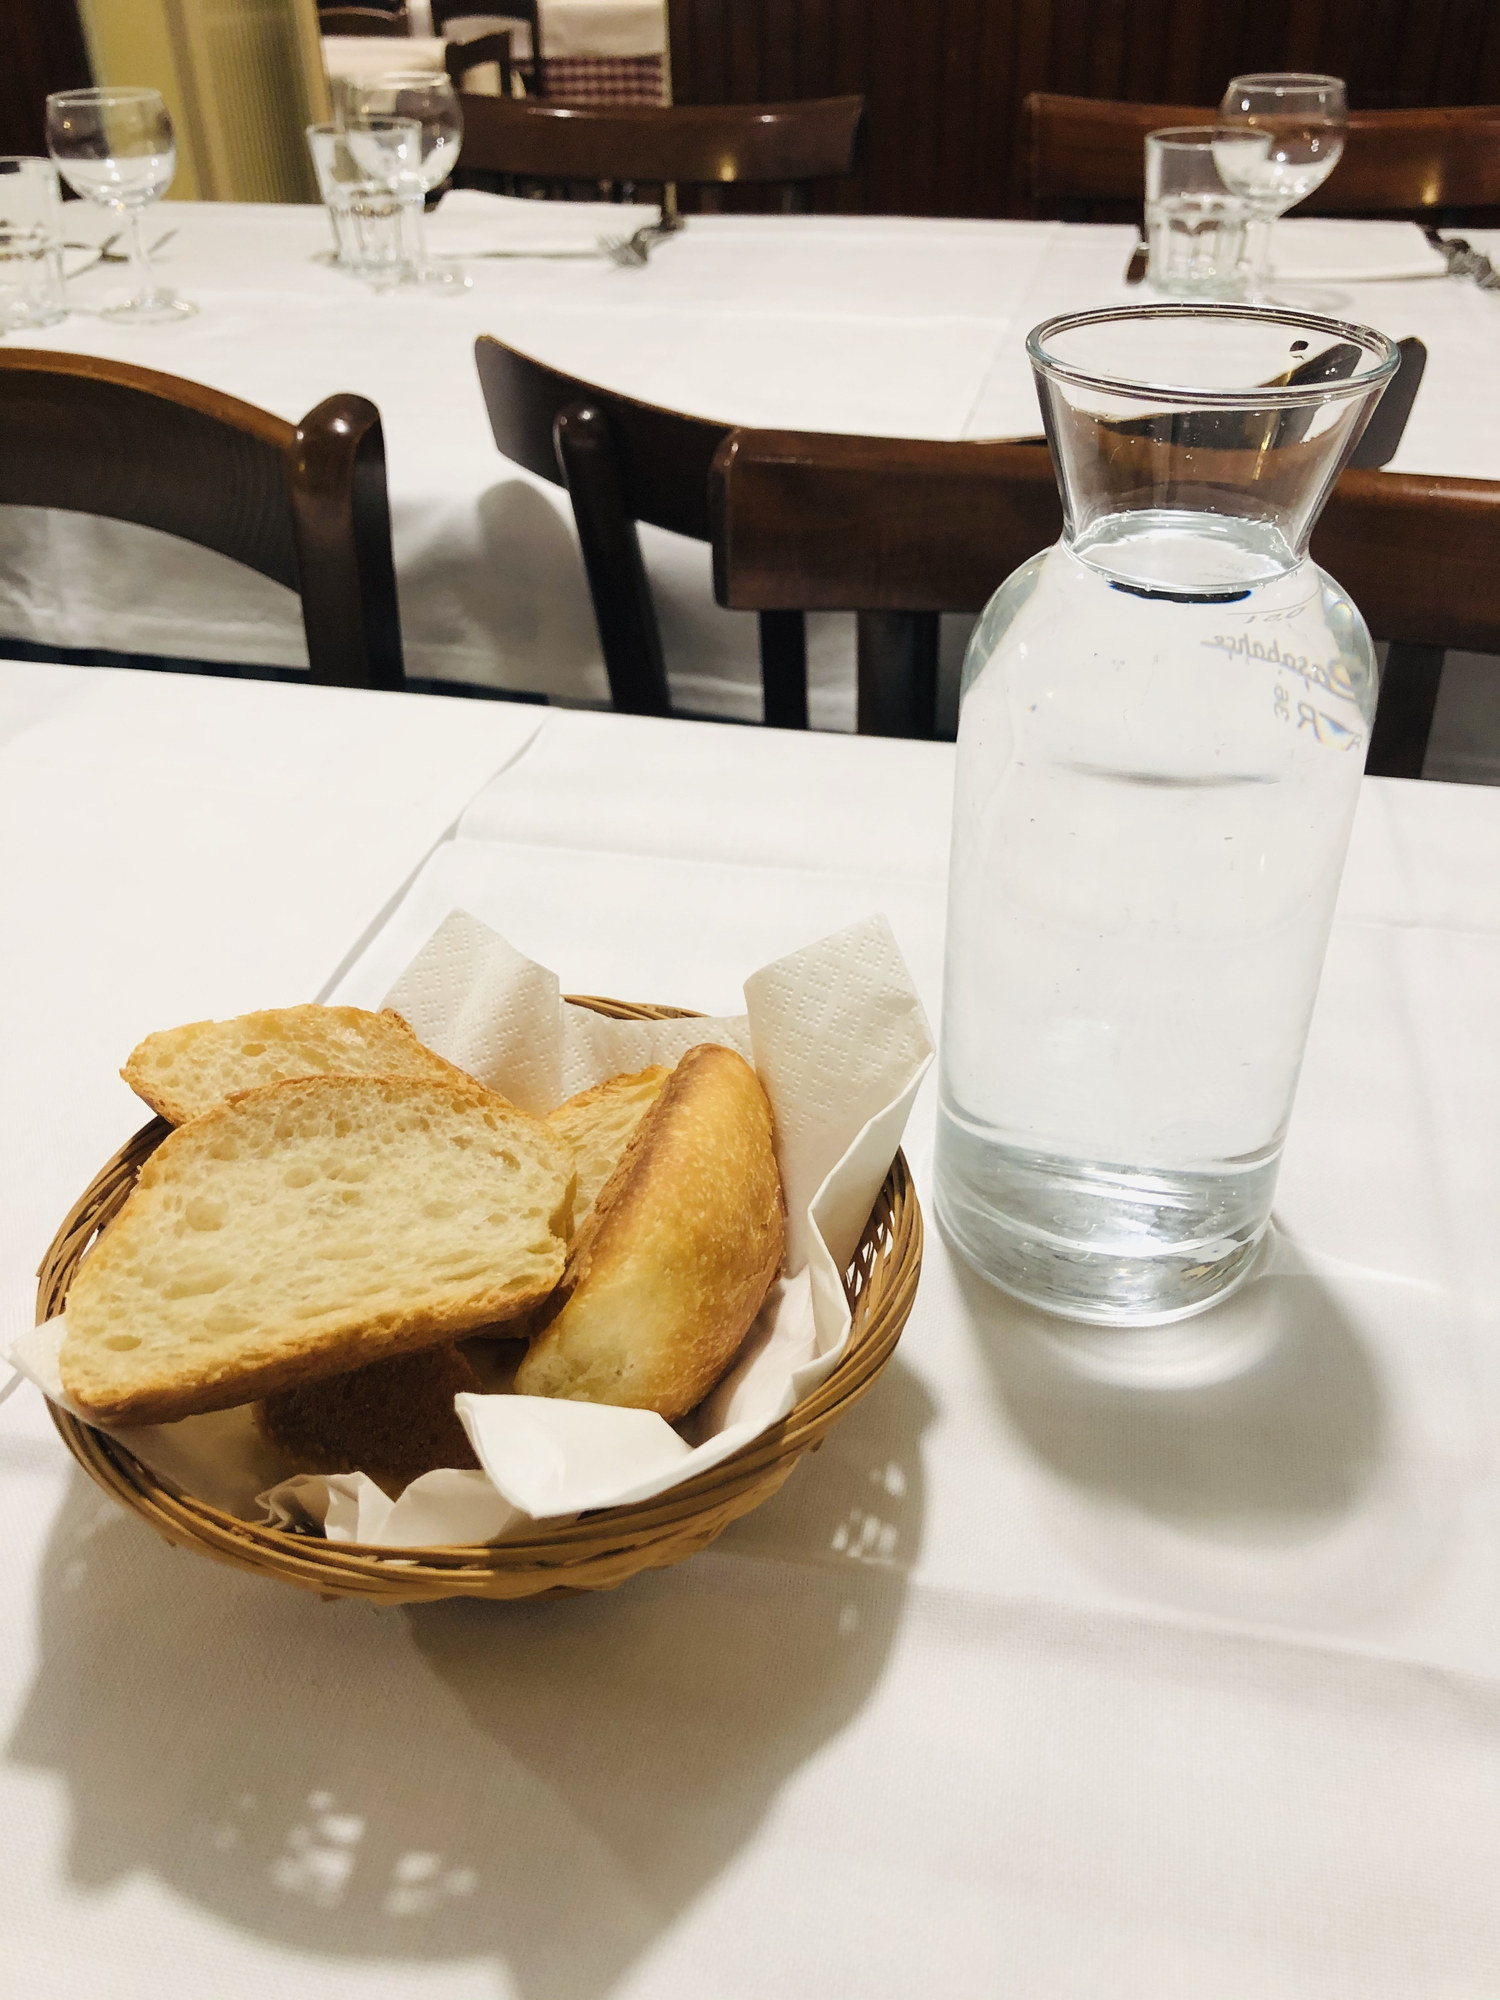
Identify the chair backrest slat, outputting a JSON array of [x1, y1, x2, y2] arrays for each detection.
[[457, 94, 863, 187], [1025, 93, 1500, 217]]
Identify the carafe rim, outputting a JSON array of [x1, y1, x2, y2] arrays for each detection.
[[1027, 302, 1399, 410]]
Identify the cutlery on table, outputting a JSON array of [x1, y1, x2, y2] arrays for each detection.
[[63, 229, 176, 268], [1124, 231, 1148, 284], [1424, 225, 1500, 290], [600, 207, 685, 268]]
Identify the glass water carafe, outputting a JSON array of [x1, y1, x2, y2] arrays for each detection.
[[935, 304, 1398, 1327]]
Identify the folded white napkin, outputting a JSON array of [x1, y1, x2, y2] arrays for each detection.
[[1268, 219, 1448, 284], [8, 911, 933, 1549], [425, 187, 659, 259]]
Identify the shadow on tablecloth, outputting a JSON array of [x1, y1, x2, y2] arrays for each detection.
[[951, 1242, 1468, 1636], [7, 1355, 933, 1998]]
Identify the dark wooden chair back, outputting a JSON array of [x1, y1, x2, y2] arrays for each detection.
[[1024, 93, 1500, 221], [711, 426, 1500, 772], [0, 350, 403, 691], [434, 0, 540, 91], [456, 95, 863, 199], [473, 334, 807, 725], [319, 6, 410, 33], [445, 30, 512, 95]]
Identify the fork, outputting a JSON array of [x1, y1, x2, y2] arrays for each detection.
[[600, 206, 685, 268], [1424, 226, 1500, 290]]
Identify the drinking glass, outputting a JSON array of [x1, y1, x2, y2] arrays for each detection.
[[1144, 127, 1259, 298], [1213, 73, 1347, 299], [351, 71, 469, 291], [308, 118, 423, 288], [0, 157, 67, 330], [44, 86, 195, 323]]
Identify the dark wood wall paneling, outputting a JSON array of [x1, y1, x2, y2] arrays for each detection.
[[668, 0, 1500, 216], [1, 0, 92, 158]]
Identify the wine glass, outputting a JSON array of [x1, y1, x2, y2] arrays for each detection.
[[45, 86, 195, 323], [1213, 73, 1347, 300], [352, 71, 469, 291]]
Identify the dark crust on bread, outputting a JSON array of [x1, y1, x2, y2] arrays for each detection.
[[61, 1074, 574, 1427], [257, 1344, 482, 1493]]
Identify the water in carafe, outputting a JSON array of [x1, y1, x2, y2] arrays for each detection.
[[935, 305, 1397, 1327]]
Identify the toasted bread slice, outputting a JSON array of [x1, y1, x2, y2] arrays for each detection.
[[516, 1044, 783, 1421], [546, 1065, 671, 1230], [61, 1074, 575, 1427], [258, 1344, 482, 1495], [122, 1004, 479, 1126]]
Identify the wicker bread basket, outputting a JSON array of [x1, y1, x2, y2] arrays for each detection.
[[35, 997, 923, 1603]]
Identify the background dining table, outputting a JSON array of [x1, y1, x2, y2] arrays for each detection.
[[2, 657, 1499, 1998], [4, 199, 1500, 754]]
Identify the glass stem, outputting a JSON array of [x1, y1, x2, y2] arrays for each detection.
[[124, 206, 156, 307], [401, 193, 428, 279]]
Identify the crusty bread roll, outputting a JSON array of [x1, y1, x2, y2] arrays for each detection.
[[516, 1043, 783, 1421], [61, 1074, 575, 1426], [122, 1004, 480, 1126], [546, 1065, 671, 1230], [258, 1345, 481, 1494]]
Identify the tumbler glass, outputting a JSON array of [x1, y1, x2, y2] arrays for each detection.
[[1144, 127, 1258, 299], [306, 118, 422, 289], [0, 157, 66, 330]]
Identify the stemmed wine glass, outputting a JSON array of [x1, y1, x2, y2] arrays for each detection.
[[1213, 74, 1347, 300], [352, 71, 469, 291], [45, 86, 196, 323]]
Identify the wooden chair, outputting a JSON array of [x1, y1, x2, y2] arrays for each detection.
[[455, 95, 863, 209], [0, 350, 403, 692], [711, 427, 1498, 773], [1024, 94, 1500, 223], [473, 335, 807, 725], [319, 6, 410, 33], [445, 30, 512, 96], [433, 0, 540, 92]]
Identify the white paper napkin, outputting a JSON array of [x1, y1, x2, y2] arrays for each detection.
[[8, 911, 932, 1548], [1268, 219, 1448, 284], [426, 188, 659, 259]]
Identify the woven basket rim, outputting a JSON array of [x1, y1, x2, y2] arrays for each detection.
[[37, 996, 924, 1595]]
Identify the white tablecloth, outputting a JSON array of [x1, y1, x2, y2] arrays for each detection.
[[4, 208, 1499, 727], [2, 661, 1499, 1997]]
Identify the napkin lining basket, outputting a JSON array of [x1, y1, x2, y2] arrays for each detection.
[[37, 996, 922, 1603]]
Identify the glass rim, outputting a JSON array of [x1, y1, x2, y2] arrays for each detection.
[[1026, 303, 1400, 407], [1223, 72, 1347, 94], [1145, 126, 1229, 147], [46, 86, 166, 108], [357, 70, 456, 87]]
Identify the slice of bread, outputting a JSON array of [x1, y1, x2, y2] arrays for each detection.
[[258, 1345, 482, 1495], [546, 1065, 671, 1230], [122, 1004, 480, 1126], [61, 1074, 575, 1427], [516, 1044, 784, 1421]]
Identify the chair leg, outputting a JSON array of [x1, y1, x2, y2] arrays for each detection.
[[758, 610, 808, 729], [856, 611, 939, 737], [554, 401, 671, 717], [1367, 641, 1445, 779]]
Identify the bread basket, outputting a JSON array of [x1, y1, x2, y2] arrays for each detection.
[[35, 997, 923, 1603]]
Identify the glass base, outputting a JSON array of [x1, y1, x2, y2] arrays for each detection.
[[100, 290, 197, 324], [934, 1112, 1277, 1327], [413, 259, 471, 292]]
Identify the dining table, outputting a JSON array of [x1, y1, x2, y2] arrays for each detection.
[[5, 199, 1500, 739], [2, 655, 1499, 1997]]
